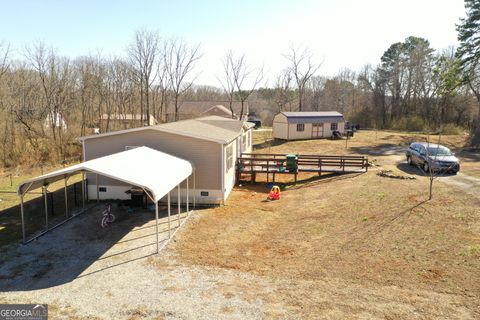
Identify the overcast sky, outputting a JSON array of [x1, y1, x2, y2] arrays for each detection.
[[1, 0, 466, 87]]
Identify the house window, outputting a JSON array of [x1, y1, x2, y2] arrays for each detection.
[[247, 130, 251, 147], [331, 123, 338, 131], [226, 144, 233, 172], [297, 124, 305, 131], [242, 134, 247, 151]]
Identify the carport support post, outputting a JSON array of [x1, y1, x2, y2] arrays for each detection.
[[43, 186, 48, 230], [193, 170, 196, 209], [64, 176, 69, 218], [186, 176, 189, 214], [20, 195, 25, 243], [81, 172, 85, 210], [177, 184, 181, 226], [167, 192, 171, 238], [96, 173, 99, 202], [155, 200, 159, 253]]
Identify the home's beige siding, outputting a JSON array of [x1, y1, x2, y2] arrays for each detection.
[[84, 129, 222, 192], [246, 128, 253, 153], [224, 139, 237, 200]]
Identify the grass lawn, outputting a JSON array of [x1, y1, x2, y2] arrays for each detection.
[[0, 129, 479, 318], [167, 129, 480, 318]]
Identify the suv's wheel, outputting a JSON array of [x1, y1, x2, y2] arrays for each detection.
[[407, 156, 413, 166], [423, 162, 430, 173]]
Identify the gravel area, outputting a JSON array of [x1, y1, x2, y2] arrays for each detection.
[[0, 204, 272, 319], [1, 195, 477, 319]]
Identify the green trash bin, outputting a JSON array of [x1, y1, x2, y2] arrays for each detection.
[[286, 154, 298, 172]]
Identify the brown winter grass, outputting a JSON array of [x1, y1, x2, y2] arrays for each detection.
[[169, 129, 480, 318]]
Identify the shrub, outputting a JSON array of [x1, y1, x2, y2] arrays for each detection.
[[441, 123, 464, 135], [391, 116, 428, 132]]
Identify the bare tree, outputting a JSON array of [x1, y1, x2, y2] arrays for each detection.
[[307, 75, 326, 111], [25, 43, 73, 161], [218, 50, 263, 120], [0, 41, 10, 80], [154, 52, 170, 122], [164, 38, 201, 121], [128, 28, 160, 125], [218, 50, 237, 118], [284, 46, 322, 111], [273, 69, 294, 112]]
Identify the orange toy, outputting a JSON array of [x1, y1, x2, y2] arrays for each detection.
[[267, 185, 281, 200]]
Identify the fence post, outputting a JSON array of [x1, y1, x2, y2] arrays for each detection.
[[266, 160, 269, 183], [251, 158, 254, 184]]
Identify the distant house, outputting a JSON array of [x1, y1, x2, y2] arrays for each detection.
[[162, 101, 249, 122], [79, 115, 255, 204], [272, 111, 345, 140], [44, 111, 67, 130], [99, 114, 157, 131], [201, 105, 236, 119]]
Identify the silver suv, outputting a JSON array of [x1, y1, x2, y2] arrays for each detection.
[[406, 142, 460, 174]]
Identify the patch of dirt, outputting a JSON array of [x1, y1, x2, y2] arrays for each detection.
[[170, 130, 480, 318], [377, 169, 416, 180]]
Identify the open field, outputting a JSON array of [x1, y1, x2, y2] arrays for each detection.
[[0, 130, 479, 319]]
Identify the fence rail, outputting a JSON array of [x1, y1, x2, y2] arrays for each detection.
[[236, 153, 368, 183]]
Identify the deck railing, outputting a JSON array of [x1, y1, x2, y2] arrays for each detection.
[[236, 153, 368, 183]]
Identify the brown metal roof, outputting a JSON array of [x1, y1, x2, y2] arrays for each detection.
[[201, 105, 235, 116], [79, 116, 253, 144], [175, 101, 248, 115]]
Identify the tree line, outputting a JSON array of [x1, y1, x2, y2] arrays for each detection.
[[1, 2, 479, 168]]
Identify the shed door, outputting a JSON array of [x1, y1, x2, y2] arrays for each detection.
[[312, 123, 324, 138]]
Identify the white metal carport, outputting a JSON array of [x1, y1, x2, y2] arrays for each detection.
[[17, 146, 195, 253]]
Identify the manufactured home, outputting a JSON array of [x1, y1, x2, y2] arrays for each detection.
[[273, 111, 345, 140], [79, 116, 254, 204]]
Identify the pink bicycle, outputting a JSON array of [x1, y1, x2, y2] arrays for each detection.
[[100, 203, 115, 228]]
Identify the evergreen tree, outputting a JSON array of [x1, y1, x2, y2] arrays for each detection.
[[456, 0, 480, 145]]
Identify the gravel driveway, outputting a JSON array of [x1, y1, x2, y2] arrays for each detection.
[[372, 145, 480, 199], [0, 205, 273, 319]]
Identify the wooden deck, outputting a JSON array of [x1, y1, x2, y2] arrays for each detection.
[[236, 153, 368, 183]]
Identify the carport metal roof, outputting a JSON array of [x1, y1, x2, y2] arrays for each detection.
[[17, 147, 195, 253], [18, 146, 193, 202]]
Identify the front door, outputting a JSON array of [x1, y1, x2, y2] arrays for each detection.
[[312, 123, 323, 138]]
